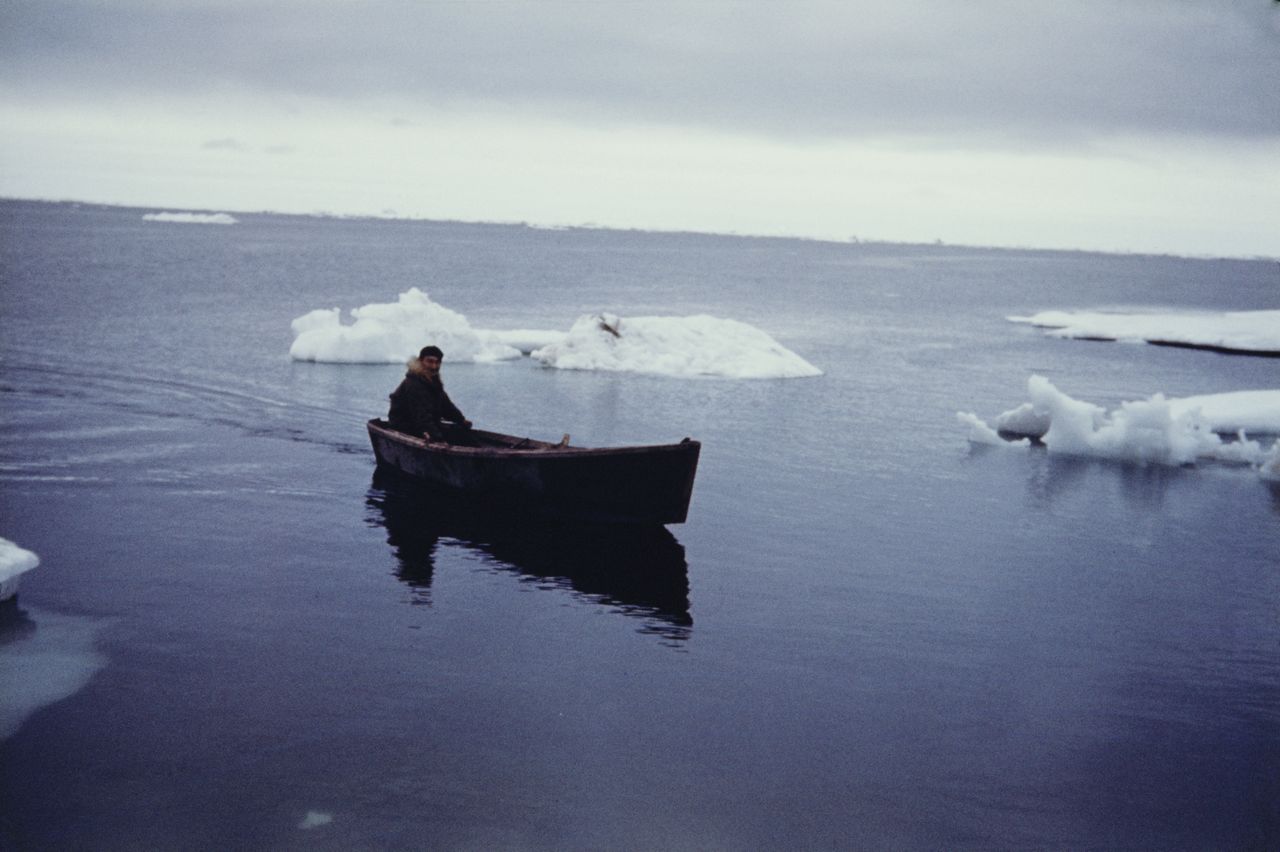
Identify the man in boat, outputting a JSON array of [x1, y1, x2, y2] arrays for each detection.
[[387, 345, 473, 444]]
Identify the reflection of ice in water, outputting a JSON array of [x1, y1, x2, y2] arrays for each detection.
[[298, 811, 333, 829], [0, 604, 110, 740]]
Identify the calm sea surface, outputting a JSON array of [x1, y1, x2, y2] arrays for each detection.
[[1, 199, 1277, 849]]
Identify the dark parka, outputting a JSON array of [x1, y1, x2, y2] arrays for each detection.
[[387, 359, 466, 440]]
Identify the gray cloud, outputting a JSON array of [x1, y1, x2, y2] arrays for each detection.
[[4, 0, 1279, 145]]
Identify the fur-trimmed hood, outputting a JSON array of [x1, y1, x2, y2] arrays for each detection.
[[405, 357, 441, 384]]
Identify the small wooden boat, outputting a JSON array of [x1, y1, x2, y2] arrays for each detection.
[[366, 419, 700, 525]]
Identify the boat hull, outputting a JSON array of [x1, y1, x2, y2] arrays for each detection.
[[367, 420, 700, 525]]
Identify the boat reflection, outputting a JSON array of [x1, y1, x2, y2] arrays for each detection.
[[365, 470, 693, 643]]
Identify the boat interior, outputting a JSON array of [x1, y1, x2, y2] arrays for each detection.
[[372, 419, 572, 450], [471, 429, 573, 450]]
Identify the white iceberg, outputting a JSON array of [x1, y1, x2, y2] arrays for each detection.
[[0, 537, 39, 602], [959, 376, 1280, 473], [289, 288, 523, 364], [142, 211, 238, 225], [532, 312, 823, 379], [1008, 309, 1280, 355], [289, 292, 821, 379]]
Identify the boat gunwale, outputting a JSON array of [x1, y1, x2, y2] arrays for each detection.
[[367, 419, 700, 460]]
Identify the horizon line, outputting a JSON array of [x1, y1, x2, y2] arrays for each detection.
[[3, 193, 1276, 264]]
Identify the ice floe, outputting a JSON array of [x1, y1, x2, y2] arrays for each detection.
[[1168, 391, 1280, 434], [1008, 309, 1280, 355], [0, 537, 39, 602], [289, 288, 522, 364], [532, 312, 822, 379], [958, 376, 1280, 475], [142, 211, 238, 225], [289, 290, 821, 378]]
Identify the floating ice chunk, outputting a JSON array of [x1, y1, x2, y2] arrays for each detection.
[[963, 376, 1277, 472], [290, 308, 340, 337], [1260, 445, 1280, 482], [532, 312, 822, 379], [1063, 393, 1201, 464], [956, 412, 1029, 447], [1008, 309, 1280, 355], [289, 288, 522, 364], [298, 811, 333, 830], [288, 293, 817, 378], [0, 538, 39, 602], [142, 212, 238, 225], [994, 402, 1051, 439]]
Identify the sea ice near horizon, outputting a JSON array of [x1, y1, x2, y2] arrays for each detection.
[[141, 212, 238, 225], [1008, 309, 1280, 354]]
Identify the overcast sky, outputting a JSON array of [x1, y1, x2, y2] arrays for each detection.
[[3, 0, 1278, 256]]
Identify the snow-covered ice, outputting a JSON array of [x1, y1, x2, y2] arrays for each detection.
[[290, 290, 821, 378], [958, 376, 1280, 474], [0, 537, 39, 601], [1168, 391, 1280, 435], [1008, 309, 1280, 355], [289, 288, 523, 364], [1261, 447, 1280, 482], [532, 312, 823, 379], [142, 212, 238, 225], [957, 412, 1029, 447]]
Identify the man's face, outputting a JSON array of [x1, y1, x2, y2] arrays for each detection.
[[420, 355, 441, 377]]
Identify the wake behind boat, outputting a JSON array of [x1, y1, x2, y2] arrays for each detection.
[[367, 419, 700, 525]]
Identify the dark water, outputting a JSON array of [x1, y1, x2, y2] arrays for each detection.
[[1, 199, 1277, 849]]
